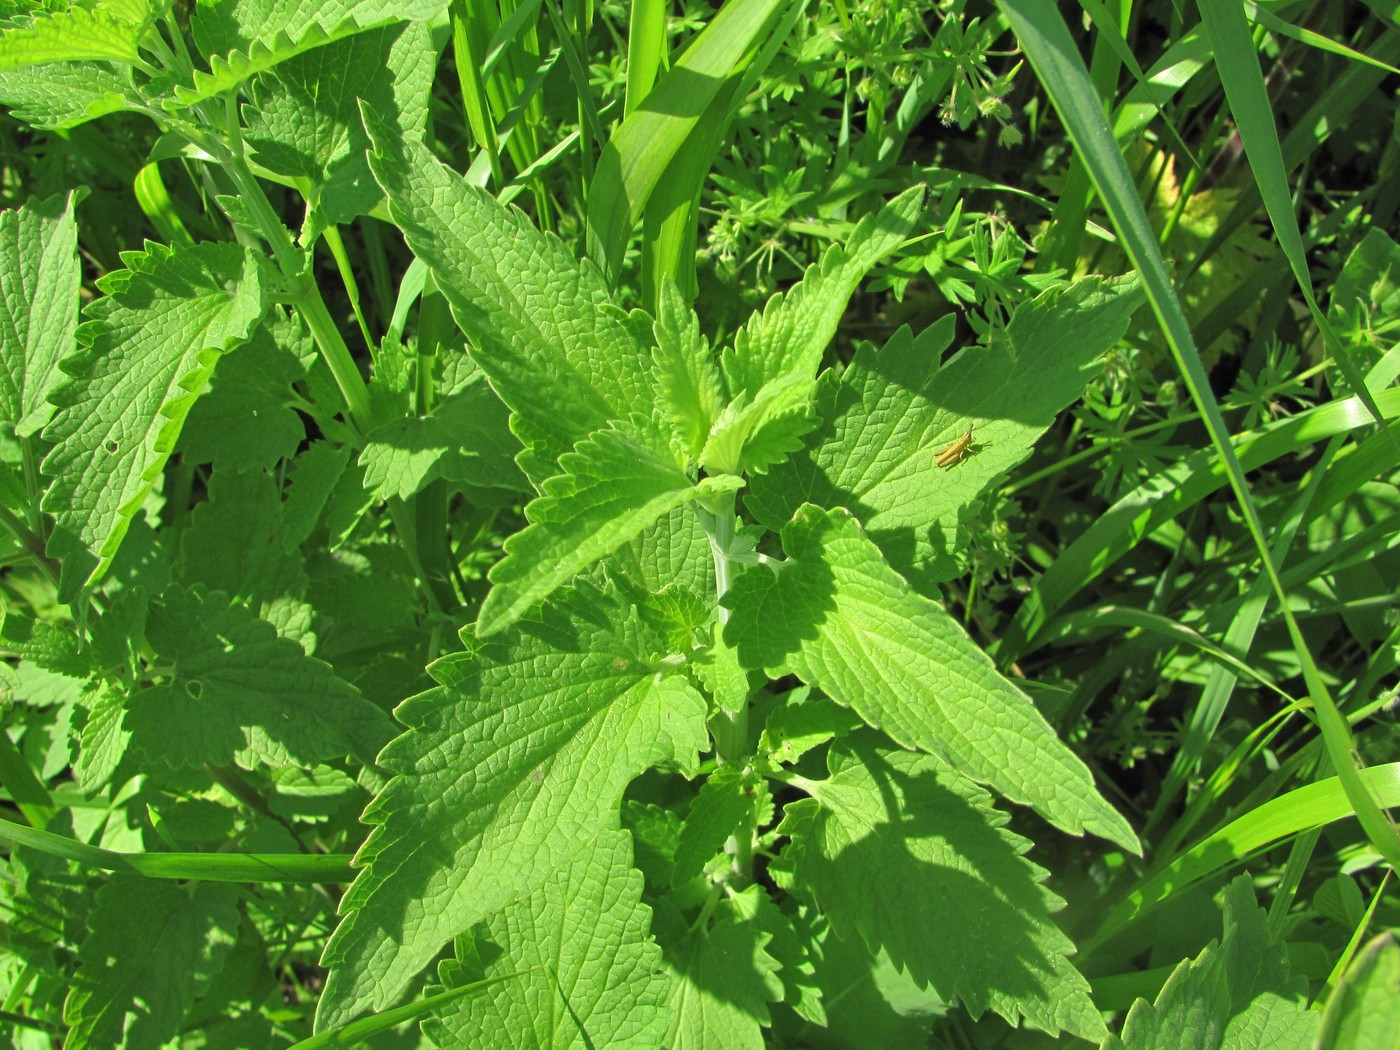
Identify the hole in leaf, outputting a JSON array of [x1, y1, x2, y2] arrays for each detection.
[[184, 679, 203, 700], [103, 439, 119, 454]]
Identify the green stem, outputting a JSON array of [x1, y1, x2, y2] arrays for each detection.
[[211, 136, 373, 432], [293, 281, 373, 435], [702, 490, 754, 881], [0, 814, 351, 883]]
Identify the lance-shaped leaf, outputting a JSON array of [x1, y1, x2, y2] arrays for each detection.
[[62, 876, 240, 1050], [40, 241, 264, 601], [317, 584, 709, 1029], [364, 110, 656, 480], [652, 278, 724, 460], [0, 191, 80, 436], [780, 745, 1105, 1040], [423, 827, 670, 1049], [725, 505, 1139, 852], [746, 276, 1142, 583], [720, 185, 926, 398], [478, 425, 743, 637], [126, 585, 393, 770]]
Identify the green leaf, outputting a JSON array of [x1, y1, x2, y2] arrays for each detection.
[[608, 502, 715, 599], [757, 687, 862, 767], [746, 276, 1142, 582], [673, 765, 754, 886], [243, 21, 433, 233], [40, 241, 265, 602], [177, 309, 312, 471], [1102, 876, 1317, 1049], [478, 426, 743, 637], [781, 744, 1105, 1041], [0, 62, 142, 129], [725, 505, 1139, 852], [1317, 932, 1400, 1050], [1329, 227, 1400, 380], [663, 913, 783, 1050], [75, 684, 130, 795], [364, 114, 656, 481], [359, 366, 525, 503], [720, 184, 926, 398], [423, 827, 670, 1049], [0, 0, 154, 71], [317, 583, 708, 1029], [62, 875, 240, 1050], [173, 470, 307, 617], [795, 909, 947, 1048], [699, 370, 819, 476], [191, 0, 446, 57], [0, 190, 80, 436], [283, 440, 352, 550], [652, 277, 724, 460], [126, 584, 393, 770]]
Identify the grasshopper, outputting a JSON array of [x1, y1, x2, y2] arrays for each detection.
[[935, 426, 976, 468]]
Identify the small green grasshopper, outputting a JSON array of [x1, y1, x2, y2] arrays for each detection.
[[934, 426, 976, 468]]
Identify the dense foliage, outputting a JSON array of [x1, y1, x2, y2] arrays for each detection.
[[0, 1, 1396, 1047]]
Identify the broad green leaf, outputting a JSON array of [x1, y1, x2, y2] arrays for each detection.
[[746, 276, 1142, 583], [364, 114, 656, 481], [663, 914, 783, 1050], [1102, 876, 1317, 1050], [652, 278, 724, 459], [177, 309, 312, 471], [423, 827, 669, 1049], [725, 505, 1139, 852], [0, 191, 80, 436], [720, 184, 926, 398], [317, 584, 708, 1029], [243, 21, 433, 234], [126, 584, 393, 770], [782, 744, 1105, 1040], [360, 367, 524, 503], [62, 876, 240, 1050], [172, 470, 307, 618], [673, 765, 753, 885], [1317, 932, 1400, 1050], [190, 0, 446, 57], [478, 426, 743, 637], [795, 908, 947, 1048], [0, 61, 141, 128], [623, 799, 683, 893], [609, 502, 715, 599], [40, 241, 265, 602], [0, 0, 153, 71]]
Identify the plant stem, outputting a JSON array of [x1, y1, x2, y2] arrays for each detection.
[[702, 489, 754, 882]]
